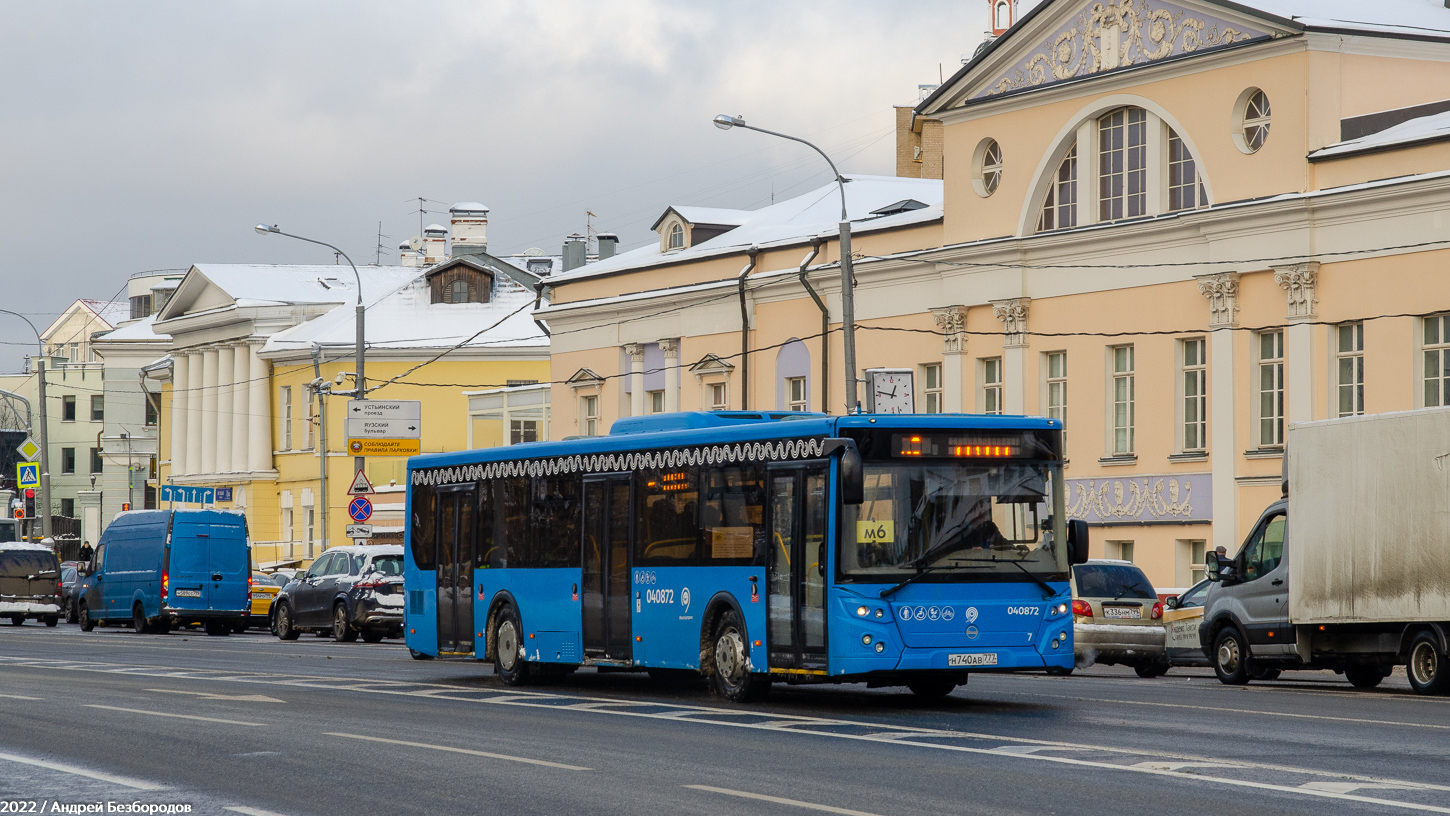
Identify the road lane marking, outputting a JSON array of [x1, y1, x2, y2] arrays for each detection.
[[225, 807, 291, 816], [145, 688, 287, 703], [0, 693, 41, 700], [0, 751, 166, 790], [987, 689, 1450, 730], [324, 732, 591, 771], [84, 704, 264, 727], [686, 785, 884, 816]]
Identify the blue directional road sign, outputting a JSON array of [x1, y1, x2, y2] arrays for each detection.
[[16, 462, 39, 489], [348, 496, 373, 523], [160, 484, 216, 504]]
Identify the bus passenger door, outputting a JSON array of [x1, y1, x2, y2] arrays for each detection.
[[767, 464, 828, 670], [582, 475, 632, 662], [436, 485, 475, 655]]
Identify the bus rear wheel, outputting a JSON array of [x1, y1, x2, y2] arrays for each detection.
[[494, 606, 531, 686], [907, 679, 958, 699], [709, 609, 769, 703]]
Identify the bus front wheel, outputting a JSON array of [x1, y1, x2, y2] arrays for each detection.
[[494, 606, 531, 686], [710, 609, 770, 703]]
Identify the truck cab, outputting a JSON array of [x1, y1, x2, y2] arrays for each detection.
[[1198, 501, 1298, 684]]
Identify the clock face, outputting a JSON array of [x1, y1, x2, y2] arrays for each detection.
[[868, 370, 915, 414]]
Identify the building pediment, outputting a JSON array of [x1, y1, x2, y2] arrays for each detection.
[[156, 267, 236, 322], [923, 0, 1282, 112]]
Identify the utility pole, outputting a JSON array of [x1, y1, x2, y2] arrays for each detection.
[[311, 344, 329, 555]]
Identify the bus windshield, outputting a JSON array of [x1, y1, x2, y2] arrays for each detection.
[[839, 461, 1066, 581]]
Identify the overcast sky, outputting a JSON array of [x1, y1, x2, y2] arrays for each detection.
[[0, 0, 1028, 372]]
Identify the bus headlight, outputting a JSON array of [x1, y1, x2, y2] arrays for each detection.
[[874, 608, 884, 618], [1050, 639, 1060, 649], [857, 605, 868, 617], [1055, 603, 1069, 615], [874, 642, 886, 653], [861, 634, 872, 645]]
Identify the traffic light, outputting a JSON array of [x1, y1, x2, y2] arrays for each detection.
[[121, 502, 131, 512], [23, 488, 35, 519]]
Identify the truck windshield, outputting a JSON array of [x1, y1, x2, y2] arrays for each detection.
[[838, 461, 1066, 582]]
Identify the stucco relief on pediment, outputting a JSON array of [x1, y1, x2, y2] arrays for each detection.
[[972, 0, 1269, 100]]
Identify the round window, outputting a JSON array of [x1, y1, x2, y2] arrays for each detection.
[[974, 139, 1003, 197], [1234, 88, 1270, 154]]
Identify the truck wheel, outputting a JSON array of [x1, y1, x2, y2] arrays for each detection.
[[1407, 632, 1450, 696], [1213, 628, 1252, 685], [79, 602, 95, 632], [273, 603, 301, 641], [1134, 663, 1169, 678], [1345, 666, 1386, 689], [333, 604, 358, 642], [493, 605, 530, 686], [1250, 667, 1281, 681], [44, 616, 58, 627], [8, 616, 22, 626], [132, 604, 147, 634], [708, 609, 770, 702], [361, 630, 384, 644]]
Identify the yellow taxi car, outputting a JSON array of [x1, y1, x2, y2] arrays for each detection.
[[1163, 579, 1210, 667], [249, 571, 281, 629]]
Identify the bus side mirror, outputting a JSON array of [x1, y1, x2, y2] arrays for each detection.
[[822, 438, 864, 505], [1067, 519, 1089, 565]]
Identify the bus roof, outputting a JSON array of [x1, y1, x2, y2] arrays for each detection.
[[409, 411, 1060, 471]]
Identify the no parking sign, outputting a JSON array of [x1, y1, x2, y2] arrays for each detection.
[[348, 496, 373, 523]]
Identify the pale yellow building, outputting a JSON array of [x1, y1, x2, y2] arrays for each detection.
[[540, 0, 1450, 591]]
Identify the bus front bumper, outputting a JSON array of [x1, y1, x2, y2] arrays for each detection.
[[832, 645, 1073, 676]]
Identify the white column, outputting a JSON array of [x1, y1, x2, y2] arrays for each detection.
[[231, 342, 249, 472], [1276, 263, 1320, 426], [247, 342, 271, 473], [992, 298, 1030, 415], [932, 306, 969, 413], [660, 338, 680, 413], [215, 345, 234, 473], [1197, 272, 1241, 553], [200, 347, 219, 474], [185, 352, 204, 477], [170, 352, 190, 476], [625, 343, 645, 417]]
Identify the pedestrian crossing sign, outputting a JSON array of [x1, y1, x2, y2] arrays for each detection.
[[16, 462, 39, 489]]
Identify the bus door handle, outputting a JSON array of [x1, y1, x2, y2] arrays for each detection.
[[818, 543, 826, 577]]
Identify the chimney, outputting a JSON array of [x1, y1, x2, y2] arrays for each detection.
[[562, 234, 587, 272], [423, 223, 448, 266], [449, 202, 489, 258], [596, 233, 618, 260], [399, 241, 421, 268]]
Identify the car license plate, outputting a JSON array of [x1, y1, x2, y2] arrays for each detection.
[[1103, 606, 1142, 619], [948, 653, 998, 667], [250, 592, 268, 599], [174, 589, 202, 598]]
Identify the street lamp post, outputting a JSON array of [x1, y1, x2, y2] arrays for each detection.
[[255, 225, 366, 542], [0, 309, 52, 539], [712, 114, 860, 413]]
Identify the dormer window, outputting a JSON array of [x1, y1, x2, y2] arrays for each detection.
[[450, 280, 470, 303], [668, 223, 685, 250], [426, 260, 493, 305]]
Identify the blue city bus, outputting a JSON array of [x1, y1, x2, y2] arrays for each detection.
[[403, 411, 1087, 700]]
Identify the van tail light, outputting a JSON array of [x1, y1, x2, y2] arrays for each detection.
[[161, 571, 169, 602], [1072, 599, 1092, 617], [1151, 602, 1164, 620]]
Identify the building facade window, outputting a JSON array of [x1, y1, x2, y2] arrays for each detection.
[[144, 391, 159, 427], [648, 390, 665, 414], [1111, 345, 1135, 455], [510, 420, 540, 444], [1110, 540, 1135, 562], [975, 139, 1003, 197], [1045, 351, 1067, 439], [61, 447, 76, 474], [922, 363, 943, 414], [282, 508, 294, 553], [90, 395, 104, 421], [580, 395, 599, 436], [1337, 322, 1364, 417], [450, 280, 469, 303], [1241, 89, 1271, 152], [60, 498, 75, 518], [306, 508, 316, 555], [709, 382, 729, 411], [1099, 107, 1147, 221], [304, 397, 316, 450], [1037, 145, 1078, 231], [1258, 330, 1285, 447], [667, 223, 684, 250], [62, 395, 76, 422], [981, 358, 1003, 415], [1425, 315, 1450, 407], [1189, 540, 1207, 585], [1182, 338, 1206, 452], [89, 447, 103, 474], [280, 386, 293, 450], [1167, 129, 1204, 212], [786, 377, 807, 412]]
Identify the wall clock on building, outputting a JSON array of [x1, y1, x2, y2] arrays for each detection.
[[865, 368, 915, 414]]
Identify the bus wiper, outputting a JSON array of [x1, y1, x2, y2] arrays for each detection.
[[879, 564, 962, 598], [950, 556, 1058, 600]]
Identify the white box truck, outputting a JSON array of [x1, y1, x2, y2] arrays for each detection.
[[1200, 407, 1450, 695]]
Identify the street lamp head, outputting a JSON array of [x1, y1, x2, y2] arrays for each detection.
[[254, 224, 280, 235], [713, 114, 746, 130]]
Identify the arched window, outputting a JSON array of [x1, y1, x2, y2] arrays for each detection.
[[1167, 128, 1205, 212], [1098, 107, 1148, 221], [450, 280, 470, 303], [975, 139, 1003, 197], [667, 223, 685, 250], [1242, 89, 1271, 152], [994, 1, 1012, 31], [1037, 145, 1077, 231]]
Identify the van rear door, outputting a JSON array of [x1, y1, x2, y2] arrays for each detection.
[[168, 512, 211, 612], [208, 513, 249, 613]]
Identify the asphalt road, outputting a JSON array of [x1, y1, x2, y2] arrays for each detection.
[[2, 623, 1448, 816]]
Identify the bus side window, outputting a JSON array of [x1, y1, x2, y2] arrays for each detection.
[[635, 468, 700, 566], [533, 475, 582, 569], [410, 484, 437, 571], [477, 483, 502, 570], [703, 464, 765, 567], [501, 477, 532, 568]]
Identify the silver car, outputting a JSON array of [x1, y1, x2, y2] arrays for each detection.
[[1070, 559, 1167, 677]]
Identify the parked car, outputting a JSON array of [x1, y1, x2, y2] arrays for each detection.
[[247, 571, 280, 629], [0, 542, 62, 626], [272, 545, 404, 643], [1070, 559, 1167, 677], [1163, 579, 1210, 667], [60, 564, 84, 623], [0, 518, 19, 543], [267, 569, 298, 587], [78, 509, 251, 636]]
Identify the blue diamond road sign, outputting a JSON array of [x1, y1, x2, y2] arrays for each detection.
[[348, 497, 373, 523]]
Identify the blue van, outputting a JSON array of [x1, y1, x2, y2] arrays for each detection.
[[78, 509, 251, 635]]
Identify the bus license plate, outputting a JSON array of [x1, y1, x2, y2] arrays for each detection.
[[948, 653, 998, 667], [175, 589, 202, 598]]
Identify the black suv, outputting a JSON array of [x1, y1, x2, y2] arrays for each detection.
[[271, 545, 404, 643]]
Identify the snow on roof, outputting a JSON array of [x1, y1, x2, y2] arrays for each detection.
[[95, 313, 169, 343], [1311, 110, 1450, 159], [552, 175, 943, 285], [259, 280, 548, 357], [670, 206, 753, 226], [451, 202, 489, 213], [424, 223, 448, 234], [183, 264, 420, 312], [1235, 0, 1450, 38], [80, 299, 128, 328]]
